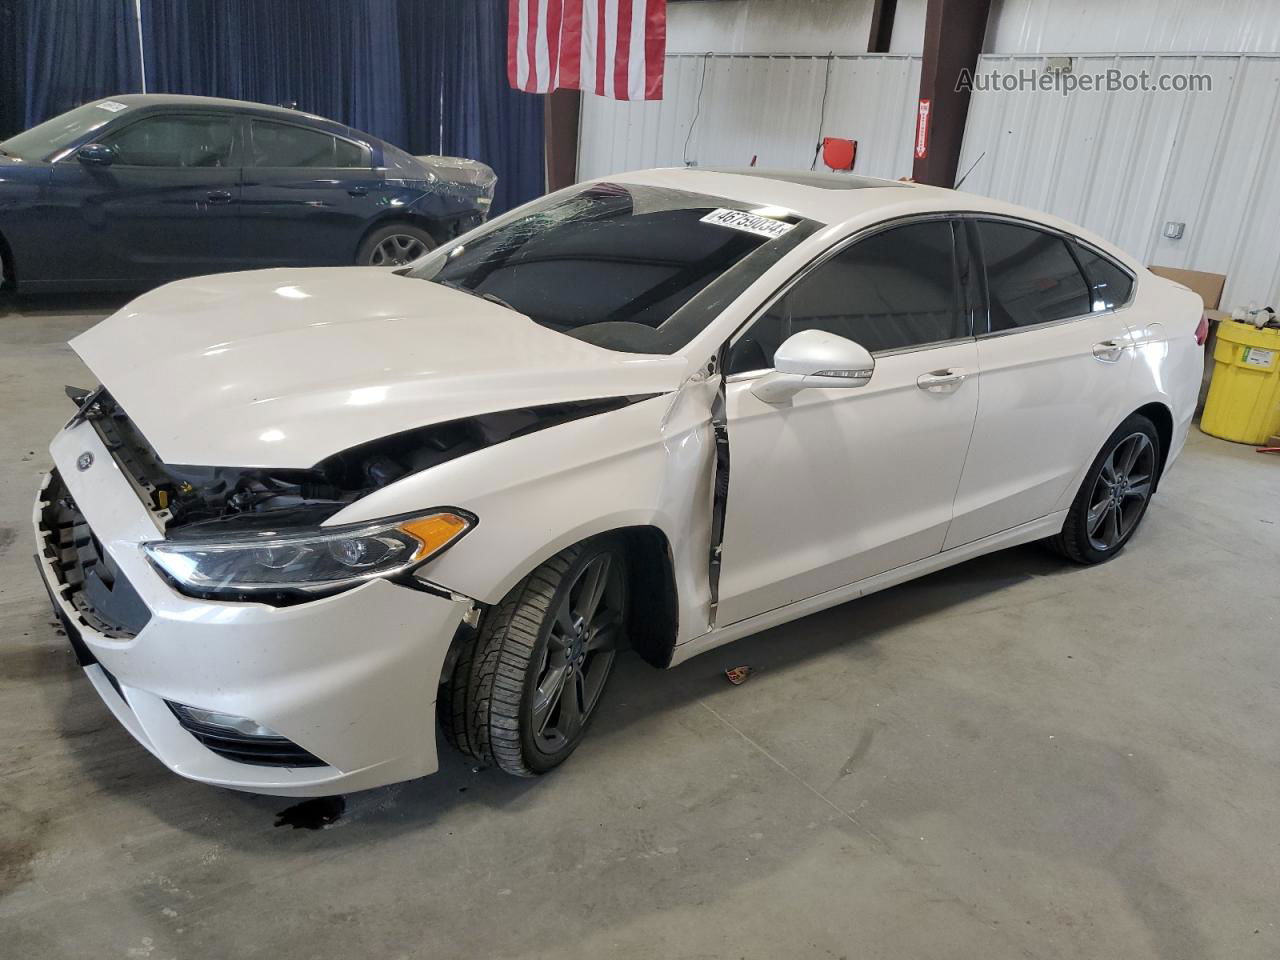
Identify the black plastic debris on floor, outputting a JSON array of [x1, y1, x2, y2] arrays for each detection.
[[274, 795, 345, 830]]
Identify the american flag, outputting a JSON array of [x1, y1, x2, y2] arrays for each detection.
[[508, 0, 667, 101]]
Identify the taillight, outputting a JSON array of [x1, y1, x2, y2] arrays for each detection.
[[1195, 313, 1209, 346]]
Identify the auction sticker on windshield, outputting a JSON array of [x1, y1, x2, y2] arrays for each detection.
[[700, 208, 795, 240], [96, 100, 129, 113]]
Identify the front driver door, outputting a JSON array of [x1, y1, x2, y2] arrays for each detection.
[[716, 218, 981, 626], [48, 111, 243, 284]]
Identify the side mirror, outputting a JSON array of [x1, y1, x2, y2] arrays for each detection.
[[77, 143, 115, 166], [751, 329, 874, 404]]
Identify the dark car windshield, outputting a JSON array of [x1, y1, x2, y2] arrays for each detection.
[[0, 101, 126, 161], [406, 183, 819, 355]]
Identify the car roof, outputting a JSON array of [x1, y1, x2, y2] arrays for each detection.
[[599, 167, 1138, 271], [92, 94, 375, 143]]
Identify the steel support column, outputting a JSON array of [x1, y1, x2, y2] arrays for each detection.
[[544, 89, 582, 192], [911, 0, 992, 186], [868, 0, 898, 53]]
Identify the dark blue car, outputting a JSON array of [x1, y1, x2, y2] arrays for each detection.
[[0, 94, 496, 292]]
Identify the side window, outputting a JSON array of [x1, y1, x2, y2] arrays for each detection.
[[728, 220, 964, 374], [978, 221, 1091, 331], [250, 120, 367, 168], [1072, 242, 1134, 311], [104, 115, 233, 168], [333, 137, 368, 168]]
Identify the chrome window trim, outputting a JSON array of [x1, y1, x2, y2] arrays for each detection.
[[974, 312, 1092, 340], [723, 212, 970, 376]]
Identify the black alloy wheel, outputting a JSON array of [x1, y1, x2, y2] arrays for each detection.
[[1050, 413, 1162, 564], [1085, 430, 1157, 552]]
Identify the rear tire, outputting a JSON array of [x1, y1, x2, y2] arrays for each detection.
[[441, 539, 628, 777], [357, 223, 436, 266], [1050, 413, 1161, 564]]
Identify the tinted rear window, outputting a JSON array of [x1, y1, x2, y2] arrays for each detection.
[[250, 119, 366, 167], [408, 183, 818, 354], [979, 221, 1091, 331]]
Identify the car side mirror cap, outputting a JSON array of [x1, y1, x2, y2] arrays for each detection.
[[77, 143, 115, 165], [751, 329, 875, 403]]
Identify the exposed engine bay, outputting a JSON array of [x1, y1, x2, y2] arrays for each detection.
[[68, 386, 641, 536]]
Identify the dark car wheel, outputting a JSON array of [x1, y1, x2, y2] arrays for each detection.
[[440, 538, 628, 777], [1050, 413, 1161, 564], [357, 224, 437, 266]]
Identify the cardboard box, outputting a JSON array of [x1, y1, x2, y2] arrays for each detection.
[[1148, 265, 1227, 311]]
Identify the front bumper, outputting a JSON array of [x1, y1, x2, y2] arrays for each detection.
[[33, 419, 471, 796]]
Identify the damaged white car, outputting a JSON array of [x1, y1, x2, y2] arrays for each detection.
[[34, 169, 1205, 796]]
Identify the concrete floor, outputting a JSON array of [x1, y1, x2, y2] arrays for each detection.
[[1, 293, 1277, 960]]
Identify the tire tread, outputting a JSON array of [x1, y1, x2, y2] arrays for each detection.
[[448, 546, 583, 777]]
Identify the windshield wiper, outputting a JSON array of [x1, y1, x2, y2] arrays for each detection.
[[438, 279, 518, 314]]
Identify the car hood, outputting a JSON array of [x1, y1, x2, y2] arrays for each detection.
[[71, 268, 687, 468]]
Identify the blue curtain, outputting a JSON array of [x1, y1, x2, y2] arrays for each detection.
[[4, 0, 544, 212], [0, 0, 23, 138], [2, 0, 142, 133], [398, 0, 545, 213], [141, 0, 408, 149]]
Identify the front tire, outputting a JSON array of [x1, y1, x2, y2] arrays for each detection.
[[442, 539, 628, 777], [1051, 413, 1161, 564]]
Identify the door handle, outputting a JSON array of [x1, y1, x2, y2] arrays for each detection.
[[348, 186, 369, 197], [916, 368, 969, 393], [205, 189, 233, 204], [1093, 339, 1125, 362]]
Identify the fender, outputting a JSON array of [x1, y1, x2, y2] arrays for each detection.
[[330, 386, 720, 644]]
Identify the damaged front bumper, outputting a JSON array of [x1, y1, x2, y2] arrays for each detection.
[[33, 419, 472, 796]]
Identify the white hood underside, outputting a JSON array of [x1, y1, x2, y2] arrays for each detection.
[[71, 268, 687, 468]]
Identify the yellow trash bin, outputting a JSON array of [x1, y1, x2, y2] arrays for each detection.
[[1201, 320, 1280, 444]]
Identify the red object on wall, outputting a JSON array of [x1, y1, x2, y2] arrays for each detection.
[[822, 137, 857, 171], [914, 98, 931, 159]]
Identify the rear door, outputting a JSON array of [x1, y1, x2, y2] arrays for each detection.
[[47, 111, 242, 283], [238, 118, 381, 266], [944, 218, 1138, 548]]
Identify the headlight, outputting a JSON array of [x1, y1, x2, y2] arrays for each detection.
[[143, 511, 474, 600]]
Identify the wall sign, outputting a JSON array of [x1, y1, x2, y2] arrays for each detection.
[[914, 98, 932, 160]]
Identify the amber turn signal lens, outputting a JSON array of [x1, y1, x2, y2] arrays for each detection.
[[399, 513, 471, 561]]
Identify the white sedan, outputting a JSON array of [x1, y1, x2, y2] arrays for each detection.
[[34, 169, 1206, 795]]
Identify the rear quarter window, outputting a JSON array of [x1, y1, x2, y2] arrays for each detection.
[[1072, 242, 1134, 311]]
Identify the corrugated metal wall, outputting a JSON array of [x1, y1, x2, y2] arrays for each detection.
[[958, 54, 1280, 310], [662, 0, 926, 55], [578, 53, 921, 181], [665, 0, 875, 55], [988, 0, 1280, 55]]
